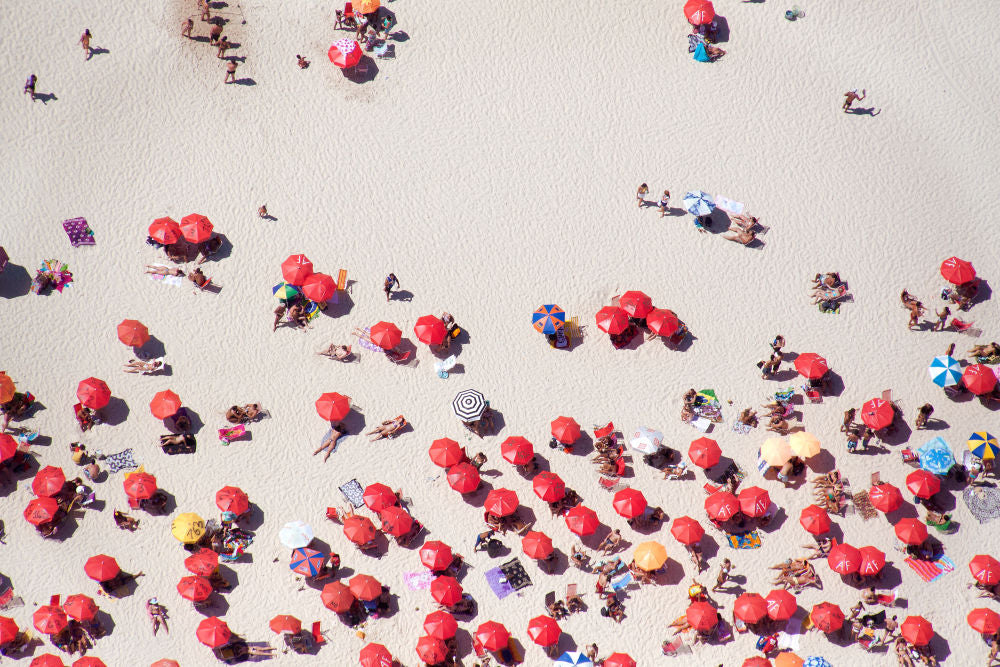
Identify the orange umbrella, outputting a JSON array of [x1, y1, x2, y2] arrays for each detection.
[[420, 541, 453, 571], [269, 614, 301, 635], [894, 518, 928, 545], [357, 0, 380, 13], [360, 643, 393, 667], [413, 315, 447, 346], [343, 515, 377, 545], [734, 593, 768, 623], [810, 602, 844, 632], [475, 621, 509, 651], [527, 615, 560, 646], [148, 217, 181, 244], [423, 610, 458, 640], [177, 575, 213, 602], [870, 483, 903, 513], [301, 273, 335, 302], [32, 606, 68, 635], [738, 486, 770, 518], [858, 546, 885, 576], [415, 636, 447, 664], [429, 437, 464, 467], [32, 466, 66, 497], [765, 589, 797, 621], [646, 308, 680, 336], [533, 471, 565, 501], [550, 416, 581, 444], [196, 617, 231, 648], [24, 497, 59, 525], [670, 516, 704, 545], [315, 392, 350, 421], [619, 291, 653, 318], [349, 574, 382, 601], [117, 319, 150, 347], [77, 377, 110, 410], [215, 486, 250, 515], [970, 554, 1000, 584], [565, 505, 599, 536], [0, 372, 14, 403], [704, 491, 738, 521], [689, 437, 721, 468], [123, 472, 157, 500], [179, 214, 213, 243], [686, 601, 718, 631], [827, 543, 861, 574], [446, 462, 480, 493], [484, 488, 519, 516], [612, 488, 647, 519], [906, 469, 940, 499], [84, 555, 120, 582], [501, 436, 534, 465], [521, 531, 553, 559], [62, 594, 98, 621], [901, 616, 933, 646], [429, 575, 462, 606], [363, 483, 396, 512], [0, 433, 15, 462], [149, 390, 181, 419], [968, 608, 1000, 634], [321, 581, 355, 612], [379, 506, 413, 537], [185, 548, 219, 576], [604, 653, 637, 667], [595, 306, 629, 334], [773, 653, 803, 667], [369, 321, 402, 350]]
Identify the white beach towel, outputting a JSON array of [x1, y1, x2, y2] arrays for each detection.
[[715, 196, 745, 215], [147, 267, 184, 287]]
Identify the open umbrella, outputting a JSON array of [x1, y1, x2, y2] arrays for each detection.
[[290, 547, 327, 576], [0, 433, 16, 462], [527, 614, 561, 646], [551, 416, 581, 444], [215, 486, 249, 515], [446, 462, 480, 493], [123, 472, 157, 500], [0, 372, 12, 404], [799, 505, 830, 535], [33, 606, 68, 635], [941, 256, 976, 285], [670, 516, 704, 545], [968, 608, 1000, 634], [24, 497, 59, 525], [533, 471, 565, 501], [521, 531, 553, 559], [603, 654, 636, 667], [63, 595, 98, 621], [349, 574, 382, 601], [148, 217, 181, 244], [485, 489, 519, 517], [343, 515, 377, 544], [415, 636, 447, 664], [420, 541, 454, 571], [452, 389, 487, 421], [901, 616, 933, 646], [906, 469, 940, 498], [117, 319, 150, 347], [151, 661, 181, 667], [860, 398, 894, 430], [32, 466, 66, 497], [363, 483, 397, 512], [633, 541, 668, 571], [827, 543, 861, 575], [646, 308, 680, 336], [429, 437, 464, 467], [683, 190, 715, 215], [928, 355, 962, 388], [742, 659, 771, 667], [705, 491, 738, 521], [970, 554, 1000, 585], [858, 546, 885, 576], [0, 616, 18, 644], [272, 282, 300, 301], [369, 321, 402, 350], [179, 214, 213, 243], [774, 654, 804, 667], [172, 513, 206, 544], [802, 659, 831, 667], [185, 548, 219, 576], [197, 617, 231, 648], [281, 254, 313, 285], [619, 291, 653, 318], [321, 581, 355, 612], [734, 593, 767, 623], [760, 437, 793, 466], [969, 432, 1000, 460], [423, 611, 457, 640], [379, 506, 412, 537], [359, 642, 393, 667], [964, 364, 997, 395], [789, 432, 821, 458], [501, 436, 534, 465], [555, 652, 593, 665], [870, 483, 903, 513], [532, 304, 565, 334], [565, 505, 599, 536], [315, 392, 351, 421], [329, 38, 363, 68], [149, 390, 181, 419], [430, 575, 463, 606], [301, 273, 335, 302], [738, 486, 770, 517], [765, 589, 797, 621], [595, 306, 629, 335], [475, 621, 509, 651], [30, 655, 65, 667], [630, 426, 664, 454], [269, 614, 301, 635], [177, 575, 213, 602], [84, 555, 120, 582], [414, 315, 447, 346], [279, 520, 314, 549], [810, 602, 844, 632], [794, 353, 828, 379], [613, 488, 647, 519], [77, 378, 110, 410], [686, 601, 718, 631], [918, 436, 956, 475], [689, 437, 721, 468]]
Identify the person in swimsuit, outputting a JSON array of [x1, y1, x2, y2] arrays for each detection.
[[24, 74, 36, 100], [145, 265, 184, 276], [209, 22, 223, 45], [636, 183, 649, 208], [80, 29, 92, 60], [187, 267, 210, 288], [297, 54, 310, 69], [314, 423, 346, 461], [843, 89, 866, 112], [383, 273, 399, 301], [182, 18, 194, 38], [658, 190, 670, 216], [225, 60, 237, 83], [217, 36, 231, 59]]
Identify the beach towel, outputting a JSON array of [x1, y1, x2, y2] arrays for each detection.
[[403, 570, 435, 590], [319, 427, 344, 457], [756, 454, 769, 476], [687, 33, 704, 53], [693, 42, 710, 62], [611, 571, 634, 591], [147, 266, 184, 287], [732, 421, 753, 435], [976, 354, 1000, 365], [904, 554, 955, 582], [338, 479, 365, 508], [853, 490, 877, 520], [484, 567, 516, 599], [218, 424, 246, 445], [963, 485, 1000, 523], [31, 259, 73, 294], [62, 217, 95, 246], [356, 327, 383, 352], [662, 637, 693, 657], [103, 448, 138, 473], [774, 388, 796, 403], [499, 558, 532, 591], [715, 196, 745, 215], [727, 530, 762, 550]]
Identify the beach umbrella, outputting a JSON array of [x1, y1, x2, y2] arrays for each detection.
[[475, 620, 509, 651], [343, 515, 377, 545], [774, 653, 804, 667], [794, 353, 828, 379], [683, 189, 715, 215], [0, 372, 13, 404], [734, 593, 767, 623], [646, 308, 680, 336], [148, 217, 181, 244], [117, 319, 150, 347], [369, 321, 402, 350], [349, 574, 382, 601], [429, 575, 463, 606], [918, 436, 956, 475], [321, 581, 355, 612], [33, 606, 68, 635], [177, 575, 213, 602], [603, 655, 636, 667], [810, 602, 844, 632], [215, 486, 249, 515], [415, 636, 447, 664], [799, 504, 830, 535], [870, 483, 903, 513], [357, 0, 380, 12], [970, 554, 1000, 585], [766, 589, 797, 621], [62, 594, 98, 621], [801, 659, 831, 667], [858, 546, 886, 576], [290, 547, 326, 576], [149, 390, 181, 419], [485, 488, 519, 517], [196, 617, 231, 648], [151, 661, 181, 667], [941, 256, 976, 285], [964, 364, 997, 395], [760, 437, 793, 466], [928, 355, 962, 388], [521, 531, 554, 559], [269, 614, 301, 635], [968, 608, 1000, 634], [280, 253, 313, 285], [423, 610, 457, 640], [894, 519, 928, 546], [619, 291, 653, 318], [527, 614, 560, 646], [379, 506, 412, 537], [420, 541, 454, 571], [172, 513, 206, 544], [705, 491, 739, 521], [554, 653, 593, 665], [532, 304, 566, 334], [565, 505, 599, 536], [0, 433, 16, 462], [670, 516, 704, 545], [328, 38, 363, 68], [279, 520, 313, 549], [738, 486, 770, 517], [686, 601, 718, 631], [742, 659, 771, 667], [315, 392, 351, 421], [32, 466, 66, 497], [501, 436, 534, 465], [123, 472, 157, 500], [633, 541, 668, 571], [533, 471, 565, 501], [595, 306, 629, 335], [84, 554, 120, 582], [359, 643, 393, 667], [24, 497, 59, 525], [969, 431, 1000, 460], [272, 282, 300, 301], [301, 272, 335, 302], [179, 214, 213, 243], [429, 437, 464, 467], [827, 543, 861, 575], [613, 488, 647, 519], [363, 483, 396, 512], [688, 436, 721, 468], [901, 616, 933, 646], [185, 548, 219, 576], [906, 469, 940, 498], [0, 616, 18, 644], [551, 416, 581, 444], [860, 398, 894, 430], [446, 462, 480, 493], [630, 426, 664, 454], [789, 432, 821, 458], [77, 377, 110, 410], [452, 389, 487, 421], [413, 315, 447, 346], [30, 656, 65, 667]]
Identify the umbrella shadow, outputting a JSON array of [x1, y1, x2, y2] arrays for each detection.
[[94, 609, 116, 638], [241, 503, 265, 531], [207, 233, 233, 263], [166, 407, 204, 435], [195, 594, 230, 616], [0, 263, 32, 298], [805, 450, 837, 475], [324, 291, 354, 318], [217, 564, 238, 590], [758, 507, 787, 533], [100, 397, 130, 426], [699, 533, 720, 563], [713, 15, 730, 42], [137, 335, 167, 360], [658, 557, 687, 586], [344, 57, 379, 84]]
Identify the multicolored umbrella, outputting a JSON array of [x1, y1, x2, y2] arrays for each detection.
[[619, 291, 653, 318], [565, 505, 599, 536], [363, 483, 397, 512], [148, 217, 181, 244], [177, 575, 213, 602], [424, 611, 458, 640], [633, 541, 668, 570], [272, 282, 300, 301], [290, 547, 327, 576], [968, 608, 1000, 634], [281, 254, 313, 285], [532, 304, 566, 334], [941, 256, 976, 285], [279, 520, 314, 549], [429, 437, 464, 467], [765, 589, 797, 621], [683, 190, 715, 215], [554, 652, 593, 665], [869, 483, 903, 513], [527, 614, 561, 646], [62, 594, 98, 621], [901, 616, 933, 646], [794, 353, 828, 379], [521, 531, 554, 559], [595, 306, 629, 335], [452, 389, 487, 421], [172, 513, 206, 544], [429, 575, 463, 606], [32, 466, 66, 497], [809, 602, 844, 633], [84, 554, 120, 582], [379, 505, 413, 537], [858, 546, 885, 576], [928, 355, 962, 387], [149, 390, 181, 419], [827, 543, 861, 574], [77, 377, 110, 410], [970, 554, 1000, 585], [802, 658, 831, 667], [475, 621, 509, 651], [446, 462, 480, 493], [917, 436, 956, 476], [24, 497, 59, 525], [315, 392, 351, 421], [269, 614, 302, 635], [646, 308, 680, 336], [501, 436, 534, 465], [413, 315, 447, 346], [705, 491, 738, 521], [301, 273, 335, 302], [196, 617, 231, 648], [117, 319, 150, 347], [533, 471, 565, 501], [734, 593, 768, 623], [689, 436, 721, 468], [613, 488, 647, 519], [894, 519, 928, 546], [349, 574, 382, 601], [369, 321, 402, 350], [343, 515, 377, 544], [179, 214, 213, 244], [321, 581, 355, 612], [799, 505, 830, 535], [906, 469, 941, 498], [123, 471, 157, 500], [964, 364, 997, 395], [670, 516, 704, 545], [551, 416, 581, 444], [484, 489, 519, 516], [420, 541, 454, 571], [860, 398, 894, 429], [969, 431, 1000, 460], [359, 642, 393, 667], [215, 486, 250, 515]]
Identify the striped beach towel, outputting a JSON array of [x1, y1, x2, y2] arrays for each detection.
[[904, 555, 956, 582]]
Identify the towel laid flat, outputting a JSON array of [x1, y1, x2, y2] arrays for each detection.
[[715, 196, 745, 215], [727, 530, 762, 550], [338, 479, 364, 507], [63, 218, 96, 246], [484, 567, 516, 599], [104, 448, 138, 473], [403, 570, 435, 590]]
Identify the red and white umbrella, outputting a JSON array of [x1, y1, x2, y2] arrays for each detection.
[[329, 39, 363, 69]]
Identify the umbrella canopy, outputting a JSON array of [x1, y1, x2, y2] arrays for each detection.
[[789, 432, 821, 458], [452, 389, 487, 421], [774, 654, 804, 667], [633, 541, 668, 571], [215, 486, 250, 515], [551, 416, 581, 444], [429, 437, 464, 467], [968, 608, 1000, 634], [359, 642, 393, 667], [279, 520, 314, 549], [906, 469, 941, 498], [475, 621, 509, 651], [532, 304, 566, 334], [683, 190, 715, 215], [0, 433, 16, 462], [705, 491, 739, 521], [185, 548, 219, 576], [301, 272, 335, 302], [799, 504, 830, 535], [446, 462, 480, 493], [63, 594, 98, 621], [196, 617, 231, 648], [177, 575, 213, 602], [527, 614, 561, 646], [0, 616, 18, 644], [742, 659, 771, 667], [0, 372, 13, 403], [941, 256, 976, 285], [964, 364, 997, 395], [969, 431, 1000, 460], [24, 497, 59, 525], [151, 661, 181, 667], [321, 581, 355, 612], [918, 436, 956, 475], [894, 518, 928, 545], [379, 506, 413, 537], [565, 505, 600, 536], [148, 217, 181, 244], [928, 355, 962, 388], [123, 472, 157, 500], [670, 516, 704, 545], [970, 554, 1000, 585], [595, 306, 629, 335], [349, 574, 382, 601], [858, 546, 886, 576], [363, 483, 397, 512], [860, 398, 894, 429], [686, 601, 719, 631], [901, 616, 933, 646], [84, 554, 120, 582], [521, 531, 554, 559], [765, 589, 797, 621], [484, 488, 519, 517], [32, 466, 66, 497], [269, 614, 301, 635], [870, 483, 903, 513], [630, 426, 664, 454], [423, 610, 457, 640], [802, 659, 831, 667], [429, 575, 463, 606], [415, 636, 447, 664], [280, 254, 313, 285], [619, 291, 653, 318], [179, 214, 213, 243], [646, 308, 680, 336], [794, 353, 828, 379], [810, 602, 844, 632], [272, 282, 300, 301], [689, 437, 721, 468], [827, 543, 861, 575], [738, 486, 770, 517], [33, 606, 68, 635], [117, 319, 150, 347], [413, 315, 447, 346], [533, 471, 565, 501], [172, 513, 206, 544], [420, 541, 454, 571], [613, 488, 647, 519], [554, 652, 593, 665], [315, 392, 351, 421], [357, 0, 380, 12], [328, 38, 363, 68], [343, 515, 377, 544], [603, 655, 636, 667], [760, 437, 793, 466], [734, 593, 768, 623], [76, 377, 110, 410], [290, 547, 327, 577], [30, 655, 65, 667], [501, 436, 534, 465], [149, 390, 181, 419], [369, 321, 402, 350]]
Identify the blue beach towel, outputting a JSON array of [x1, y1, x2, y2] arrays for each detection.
[[694, 43, 710, 62]]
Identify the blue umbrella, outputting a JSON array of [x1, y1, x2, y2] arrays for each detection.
[[554, 653, 592, 665], [928, 355, 962, 387], [289, 547, 326, 576], [917, 436, 956, 476], [803, 658, 832, 667], [683, 190, 715, 216], [533, 304, 566, 335]]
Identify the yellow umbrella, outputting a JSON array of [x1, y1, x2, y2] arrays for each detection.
[[774, 652, 804, 667], [632, 541, 667, 571], [357, 0, 380, 13], [789, 431, 821, 458], [171, 512, 206, 544], [760, 437, 792, 466]]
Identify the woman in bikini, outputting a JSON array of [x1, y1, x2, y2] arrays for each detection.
[[145, 265, 183, 276], [367, 415, 407, 440], [314, 423, 347, 462]]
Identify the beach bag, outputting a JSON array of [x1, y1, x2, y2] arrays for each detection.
[[694, 43, 710, 62]]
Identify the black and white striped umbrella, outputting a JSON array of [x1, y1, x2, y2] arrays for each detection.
[[452, 389, 487, 421]]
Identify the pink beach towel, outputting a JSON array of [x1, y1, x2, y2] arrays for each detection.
[[403, 571, 435, 590]]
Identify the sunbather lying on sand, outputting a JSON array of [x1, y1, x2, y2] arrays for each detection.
[[318, 343, 353, 361], [367, 415, 407, 441], [145, 265, 183, 276], [123, 358, 164, 374], [314, 423, 346, 462], [968, 342, 1000, 358], [722, 228, 755, 245]]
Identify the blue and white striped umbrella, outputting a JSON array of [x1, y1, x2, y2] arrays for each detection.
[[683, 190, 716, 216], [917, 436, 956, 476], [554, 652, 592, 665], [928, 355, 962, 387], [803, 657, 832, 667]]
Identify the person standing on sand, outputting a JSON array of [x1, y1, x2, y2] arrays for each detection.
[[182, 18, 194, 38], [24, 74, 36, 100], [843, 89, 866, 112], [210, 22, 223, 45], [199, 0, 211, 22], [217, 35, 231, 59], [258, 204, 268, 218], [80, 29, 92, 60], [636, 183, 649, 208], [933, 306, 950, 331], [383, 273, 399, 301], [225, 60, 237, 83], [712, 558, 734, 592], [658, 190, 671, 217]]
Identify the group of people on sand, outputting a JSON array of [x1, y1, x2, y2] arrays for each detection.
[[181, 0, 242, 83], [811, 272, 851, 312]]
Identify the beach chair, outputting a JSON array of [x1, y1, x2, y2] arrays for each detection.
[[565, 316, 580, 341], [374, 43, 394, 58], [565, 583, 584, 612], [802, 384, 823, 403], [311, 621, 325, 645], [598, 476, 622, 492], [331, 268, 348, 304], [901, 448, 919, 466], [385, 349, 411, 365]]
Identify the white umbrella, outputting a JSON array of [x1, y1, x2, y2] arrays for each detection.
[[683, 190, 716, 216], [630, 426, 663, 454], [279, 520, 314, 549]]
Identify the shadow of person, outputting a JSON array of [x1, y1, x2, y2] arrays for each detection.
[[233, 78, 256, 86], [847, 106, 881, 116], [34, 91, 58, 104]]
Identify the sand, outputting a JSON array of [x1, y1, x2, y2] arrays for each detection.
[[1, 0, 999, 664]]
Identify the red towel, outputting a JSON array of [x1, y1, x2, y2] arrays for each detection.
[[904, 557, 941, 582]]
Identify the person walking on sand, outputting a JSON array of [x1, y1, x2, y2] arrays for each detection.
[[258, 204, 268, 218], [843, 89, 866, 112], [217, 35, 231, 59], [182, 18, 194, 38], [933, 306, 950, 331], [24, 74, 36, 100], [658, 190, 671, 217], [383, 273, 399, 301], [225, 60, 237, 83], [907, 301, 925, 329], [199, 0, 211, 21], [80, 29, 92, 60], [712, 558, 734, 592], [636, 183, 649, 208]]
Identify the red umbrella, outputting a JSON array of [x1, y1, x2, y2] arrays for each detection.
[[429, 575, 463, 606], [84, 554, 120, 582], [970, 554, 1000, 585], [619, 291, 653, 318], [646, 308, 680, 336], [799, 504, 830, 535], [363, 483, 396, 512], [359, 642, 393, 667], [613, 488, 647, 519], [315, 392, 351, 421], [565, 505, 600, 536], [551, 416, 581, 444], [33, 606, 68, 635], [858, 546, 886, 576], [686, 601, 719, 631], [215, 486, 249, 515], [475, 621, 509, 651], [321, 581, 355, 612], [328, 39, 363, 69], [827, 543, 861, 575], [185, 548, 219, 576], [742, 659, 771, 667], [117, 319, 150, 347], [794, 353, 828, 379], [484, 488, 519, 517], [343, 515, 377, 545], [280, 253, 313, 286], [870, 483, 903, 513], [670, 516, 704, 545], [734, 593, 768, 623], [32, 466, 66, 497], [30, 655, 65, 667], [149, 390, 181, 419], [941, 256, 976, 285], [705, 491, 738, 521], [151, 661, 181, 667], [269, 614, 301, 635], [379, 505, 413, 537], [369, 321, 402, 350], [527, 615, 561, 646], [196, 617, 231, 648], [62, 594, 98, 621], [963, 364, 997, 395], [765, 589, 797, 621], [429, 438, 464, 467], [521, 531, 554, 559], [420, 541, 454, 571], [738, 486, 770, 518], [123, 472, 157, 500], [447, 462, 480, 493], [301, 273, 335, 302], [415, 636, 447, 664], [689, 437, 721, 468], [413, 315, 447, 346], [423, 610, 458, 640], [501, 436, 534, 465], [684, 0, 715, 25], [901, 616, 933, 646], [179, 214, 213, 243], [894, 518, 928, 545], [349, 574, 382, 601], [177, 575, 213, 602], [860, 398, 894, 429], [533, 471, 565, 501], [968, 608, 1000, 634], [595, 306, 629, 335], [0, 616, 18, 644], [77, 377, 110, 410], [810, 602, 844, 633], [148, 217, 181, 244], [0, 433, 16, 462], [906, 469, 940, 499], [604, 654, 637, 667], [24, 497, 59, 525]]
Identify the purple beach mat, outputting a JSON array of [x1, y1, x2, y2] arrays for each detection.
[[485, 567, 515, 599]]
